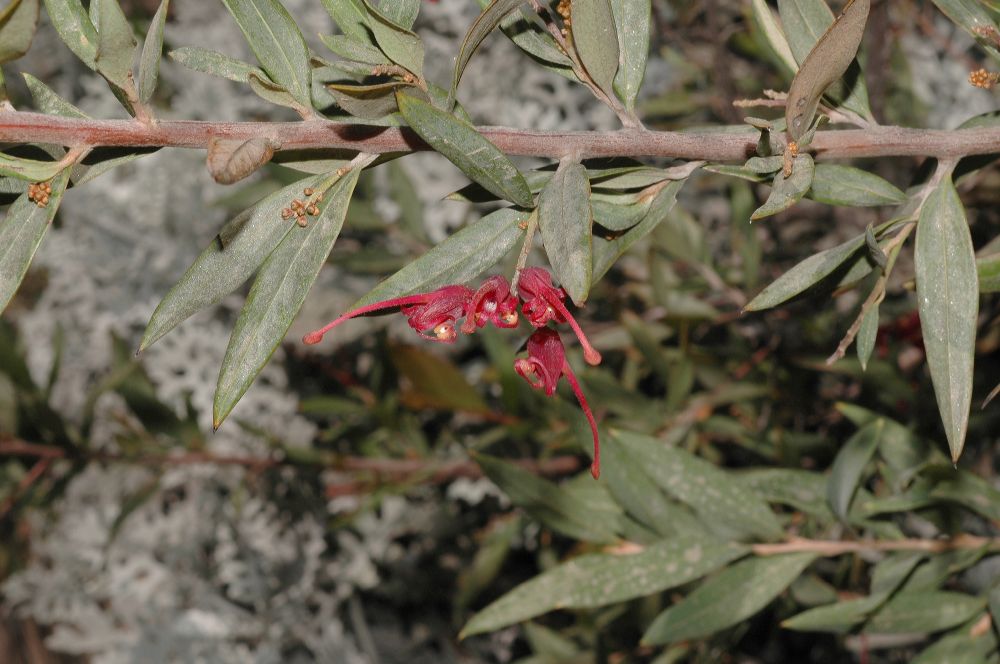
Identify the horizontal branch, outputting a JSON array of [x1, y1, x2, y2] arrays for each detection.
[[751, 534, 1000, 557], [0, 438, 581, 499], [5, 111, 1000, 162]]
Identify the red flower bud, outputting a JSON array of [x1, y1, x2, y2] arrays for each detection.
[[462, 275, 520, 334]]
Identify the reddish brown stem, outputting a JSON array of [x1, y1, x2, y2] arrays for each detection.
[[7, 112, 1000, 161]]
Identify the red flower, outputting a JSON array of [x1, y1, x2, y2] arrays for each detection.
[[515, 328, 601, 479], [303, 285, 473, 345], [516, 268, 602, 365], [461, 275, 519, 334]]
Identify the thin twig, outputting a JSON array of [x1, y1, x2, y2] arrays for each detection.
[[0, 457, 52, 520], [751, 534, 1000, 557], [511, 208, 540, 297]]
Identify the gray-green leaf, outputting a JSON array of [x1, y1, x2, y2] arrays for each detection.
[[461, 532, 748, 638], [95, 0, 137, 89], [609, 0, 648, 111], [397, 92, 533, 207], [810, 164, 906, 207], [169, 47, 266, 83], [450, 0, 525, 107], [0, 0, 40, 63], [220, 0, 312, 107], [364, 0, 424, 78], [865, 591, 985, 634], [354, 207, 526, 307], [0, 153, 70, 182], [914, 179, 978, 463], [138, 0, 169, 103], [744, 232, 865, 311], [42, 0, 98, 67], [0, 169, 70, 313], [538, 160, 592, 305], [611, 429, 784, 541], [827, 419, 884, 519], [214, 169, 361, 427], [750, 154, 814, 220], [140, 175, 325, 351], [571, 0, 620, 98], [642, 553, 817, 644]]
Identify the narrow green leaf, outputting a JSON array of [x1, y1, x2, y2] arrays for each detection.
[[857, 301, 879, 370], [169, 46, 266, 83], [95, 0, 137, 88], [911, 627, 997, 664], [0, 0, 40, 63], [930, 0, 1000, 61], [571, 0, 620, 98], [320, 0, 369, 41], [783, 595, 885, 633], [737, 468, 834, 521], [783, 0, 869, 141], [977, 251, 1000, 293], [0, 169, 70, 313], [364, 0, 424, 78], [827, 419, 884, 519], [749, 0, 797, 74], [0, 153, 68, 182], [745, 155, 784, 174], [865, 592, 985, 634], [915, 180, 978, 463], [701, 163, 768, 183], [320, 33, 390, 65], [140, 176, 325, 351], [810, 164, 906, 207], [378, 0, 419, 29], [602, 434, 705, 538], [461, 532, 748, 637], [744, 232, 865, 311], [23, 73, 88, 117], [246, 71, 302, 109], [474, 454, 622, 542], [778, 0, 872, 121], [751, 154, 814, 220], [390, 345, 490, 413], [476, 0, 572, 70], [538, 160, 592, 306], [138, 0, 169, 103], [397, 92, 533, 207], [214, 169, 361, 427], [450, 0, 525, 106], [643, 553, 817, 644], [354, 207, 526, 307], [220, 0, 312, 106], [926, 466, 1000, 521], [42, 0, 98, 67], [612, 429, 784, 541], [592, 179, 684, 283], [327, 80, 410, 119], [609, 0, 649, 111]]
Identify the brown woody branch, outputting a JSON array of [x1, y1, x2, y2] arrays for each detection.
[[6, 111, 1000, 161], [751, 534, 1000, 556], [0, 438, 581, 500]]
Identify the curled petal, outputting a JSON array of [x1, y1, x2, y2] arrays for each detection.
[[462, 275, 520, 334], [303, 285, 472, 345], [517, 268, 602, 365], [561, 360, 601, 480]]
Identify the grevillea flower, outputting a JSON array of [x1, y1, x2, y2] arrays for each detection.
[[303, 285, 473, 345], [516, 267, 602, 365], [515, 328, 601, 479], [461, 275, 519, 334]]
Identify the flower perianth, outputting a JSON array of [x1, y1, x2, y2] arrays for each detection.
[[514, 327, 565, 395], [560, 359, 600, 479], [303, 285, 472, 345], [514, 328, 601, 479], [462, 275, 520, 334], [517, 267, 602, 365]]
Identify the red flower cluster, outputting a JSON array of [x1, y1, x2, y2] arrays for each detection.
[[303, 268, 603, 478]]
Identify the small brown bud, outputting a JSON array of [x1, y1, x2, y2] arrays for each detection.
[[303, 187, 314, 196], [296, 216, 308, 227], [307, 205, 320, 216]]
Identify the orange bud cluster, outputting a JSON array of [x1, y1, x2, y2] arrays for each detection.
[[557, 0, 571, 37], [281, 186, 324, 227], [969, 68, 1000, 89], [27, 181, 52, 208]]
